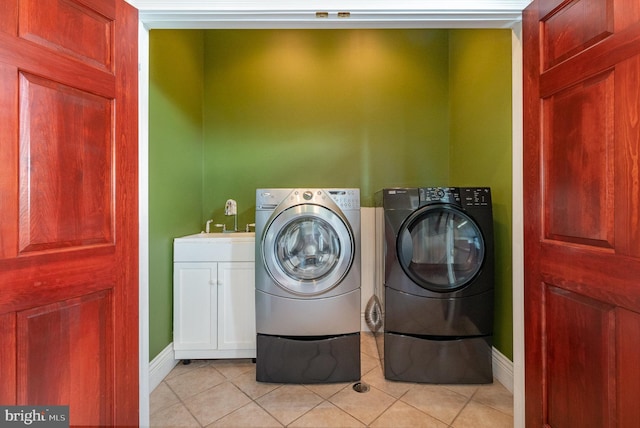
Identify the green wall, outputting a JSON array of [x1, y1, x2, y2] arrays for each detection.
[[449, 30, 513, 359], [149, 30, 205, 359], [202, 29, 451, 224], [149, 29, 514, 361]]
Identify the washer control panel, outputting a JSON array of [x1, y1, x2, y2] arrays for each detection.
[[327, 189, 360, 210], [262, 188, 359, 211]]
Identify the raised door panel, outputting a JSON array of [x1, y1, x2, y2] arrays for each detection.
[[0, 1, 17, 35], [614, 55, 640, 258], [18, 0, 113, 71], [218, 262, 256, 350], [0, 313, 17, 403], [544, 286, 614, 428], [16, 291, 112, 425], [0, 62, 18, 259], [18, 72, 113, 254], [541, 0, 613, 70], [617, 308, 640, 426], [542, 70, 614, 249]]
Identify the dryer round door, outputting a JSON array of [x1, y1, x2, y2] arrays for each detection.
[[263, 204, 354, 295], [397, 205, 485, 292]]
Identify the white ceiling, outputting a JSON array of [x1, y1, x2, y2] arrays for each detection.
[[127, 0, 533, 29]]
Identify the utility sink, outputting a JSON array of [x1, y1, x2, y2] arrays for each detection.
[[174, 232, 255, 262], [179, 232, 256, 239]]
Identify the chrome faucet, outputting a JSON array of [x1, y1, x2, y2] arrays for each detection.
[[225, 199, 238, 232], [205, 219, 214, 233]]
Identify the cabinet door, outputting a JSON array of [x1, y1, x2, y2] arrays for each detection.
[[217, 262, 256, 350], [173, 262, 218, 350]]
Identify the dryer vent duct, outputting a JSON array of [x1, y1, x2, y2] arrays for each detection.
[[364, 295, 382, 333]]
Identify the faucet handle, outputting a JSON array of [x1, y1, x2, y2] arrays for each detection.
[[245, 223, 255, 232], [214, 223, 226, 232]]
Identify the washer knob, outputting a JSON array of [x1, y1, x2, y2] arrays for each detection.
[[303, 191, 313, 200]]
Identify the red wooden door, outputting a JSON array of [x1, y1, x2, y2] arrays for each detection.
[[524, 0, 640, 426], [0, 0, 139, 426]]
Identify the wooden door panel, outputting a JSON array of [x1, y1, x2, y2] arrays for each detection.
[[19, 0, 113, 71], [0, 62, 18, 258], [0, 313, 17, 403], [541, 0, 613, 70], [545, 286, 614, 428], [18, 71, 113, 253], [543, 70, 614, 248], [17, 290, 112, 425], [617, 308, 640, 426], [615, 55, 640, 258], [0, 1, 17, 35]]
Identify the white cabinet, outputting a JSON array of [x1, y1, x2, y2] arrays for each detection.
[[217, 262, 255, 351], [173, 233, 255, 359]]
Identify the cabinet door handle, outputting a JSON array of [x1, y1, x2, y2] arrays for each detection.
[[210, 279, 218, 285]]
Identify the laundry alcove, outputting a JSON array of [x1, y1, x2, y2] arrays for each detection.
[[134, 2, 528, 426]]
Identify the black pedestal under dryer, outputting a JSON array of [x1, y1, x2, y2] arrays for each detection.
[[255, 188, 361, 384], [376, 187, 494, 384]]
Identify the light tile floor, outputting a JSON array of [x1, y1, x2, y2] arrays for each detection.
[[150, 332, 513, 427]]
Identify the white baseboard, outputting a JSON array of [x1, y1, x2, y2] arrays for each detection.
[[149, 343, 179, 392], [492, 347, 514, 393]]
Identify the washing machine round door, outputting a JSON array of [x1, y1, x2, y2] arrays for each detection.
[[263, 204, 354, 295], [397, 205, 485, 292]]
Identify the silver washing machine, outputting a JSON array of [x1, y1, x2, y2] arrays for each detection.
[[255, 188, 361, 383], [375, 187, 494, 384]]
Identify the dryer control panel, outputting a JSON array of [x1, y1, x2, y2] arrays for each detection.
[[420, 187, 461, 204], [461, 187, 492, 207], [419, 187, 491, 208]]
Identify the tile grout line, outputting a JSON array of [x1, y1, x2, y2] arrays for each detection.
[[212, 368, 285, 427], [472, 384, 515, 418], [447, 390, 476, 428], [161, 378, 205, 427], [252, 383, 296, 427], [283, 394, 332, 427]]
